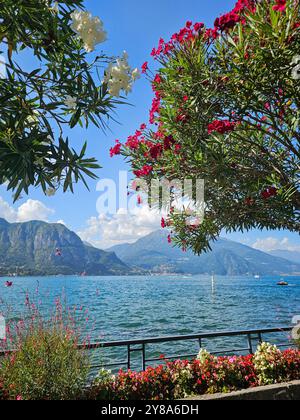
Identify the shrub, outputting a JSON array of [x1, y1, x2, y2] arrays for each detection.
[[0, 324, 89, 400], [0, 294, 90, 400]]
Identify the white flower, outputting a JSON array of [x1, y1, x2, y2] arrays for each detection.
[[52, 2, 59, 14], [104, 52, 139, 97], [45, 188, 56, 197], [27, 110, 39, 125], [64, 95, 77, 110], [71, 10, 107, 53], [291, 55, 300, 80], [132, 68, 141, 82]]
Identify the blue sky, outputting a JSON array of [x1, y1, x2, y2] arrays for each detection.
[[0, 0, 299, 252]]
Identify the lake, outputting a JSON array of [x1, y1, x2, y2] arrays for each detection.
[[1, 274, 299, 371]]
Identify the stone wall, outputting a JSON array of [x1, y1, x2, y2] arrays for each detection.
[[186, 380, 300, 400]]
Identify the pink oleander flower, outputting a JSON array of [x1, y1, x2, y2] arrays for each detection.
[[207, 119, 236, 135], [110, 140, 122, 157], [141, 62, 148, 73], [273, 0, 286, 12]]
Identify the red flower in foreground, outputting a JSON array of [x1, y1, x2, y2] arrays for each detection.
[[161, 218, 166, 229], [207, 120, 236, 135], [273, 0, 286, 12]]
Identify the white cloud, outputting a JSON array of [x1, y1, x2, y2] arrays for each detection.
[[17, 199, 54, 222], [0, 196, 54, 223], [253, 237, 300, 252], [77, 205, 162, 249], [0, 196, 18, 222]]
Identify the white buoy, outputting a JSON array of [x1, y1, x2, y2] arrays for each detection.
[[0, 315, 5, 340]]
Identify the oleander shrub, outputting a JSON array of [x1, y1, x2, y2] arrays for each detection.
[[113, 0, 300, 255]]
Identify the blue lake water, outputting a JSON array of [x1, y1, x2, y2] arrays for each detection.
[[1, 274, 299, 371]]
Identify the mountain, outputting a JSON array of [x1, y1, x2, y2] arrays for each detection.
[[108, 230, 300, 276], [0, 218, 131, 276], [269, 249, 300, 264]]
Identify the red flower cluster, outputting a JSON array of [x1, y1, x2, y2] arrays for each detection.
[[149, 96, 161, 124], [109, 140, 121, 157], [151, 21, 205, 58], [214, 12, 242, 32], [261, 186, 277, 199], [213, 0, 256, 34], [176, 112, 189, 124], [207, 120, 237, 135], [163, 135, 176, 150], [273, 0, 287, 12], [149, 143, 163, 159], [133, 165, 153, 178], [125, 129, 146, 150]]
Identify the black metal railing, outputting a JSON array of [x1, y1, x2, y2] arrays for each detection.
[[79, 326, 293, 372]]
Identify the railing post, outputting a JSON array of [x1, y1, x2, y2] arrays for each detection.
[[142, 344, 146, 371], [127, 344, 131, 370], [258, 333, 263, 344], [198, 338, 202, 349], [247, 334, 254, 354]]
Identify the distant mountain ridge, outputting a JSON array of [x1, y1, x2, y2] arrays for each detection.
[[0, 218, 131, 276], [269, 249, 300, 264], [108, 230, 300, 276]]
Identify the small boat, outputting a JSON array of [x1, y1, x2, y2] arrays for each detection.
[[277, 281, 289, 286], [254, 275, 260, 279]]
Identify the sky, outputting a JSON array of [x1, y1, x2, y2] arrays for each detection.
[[0, 0, 299, 252]]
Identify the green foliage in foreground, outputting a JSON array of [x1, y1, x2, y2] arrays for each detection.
[[0, 326, 89, 400]]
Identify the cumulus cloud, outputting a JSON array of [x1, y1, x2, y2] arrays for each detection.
[[252, 237, 300, 252], [0, 196, 54, 223], [77, 205, 162, 249], [0, 196, 17, 222]]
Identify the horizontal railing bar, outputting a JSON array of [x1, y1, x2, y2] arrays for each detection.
[[145, 354, 199, 363], [78, 326, 292, 350], [211, 348, 251, 355], [145, 347, 253, 364], [276, 344, 293, 348], [0, 327, 293, 359], [91, 362, 127, 368]]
